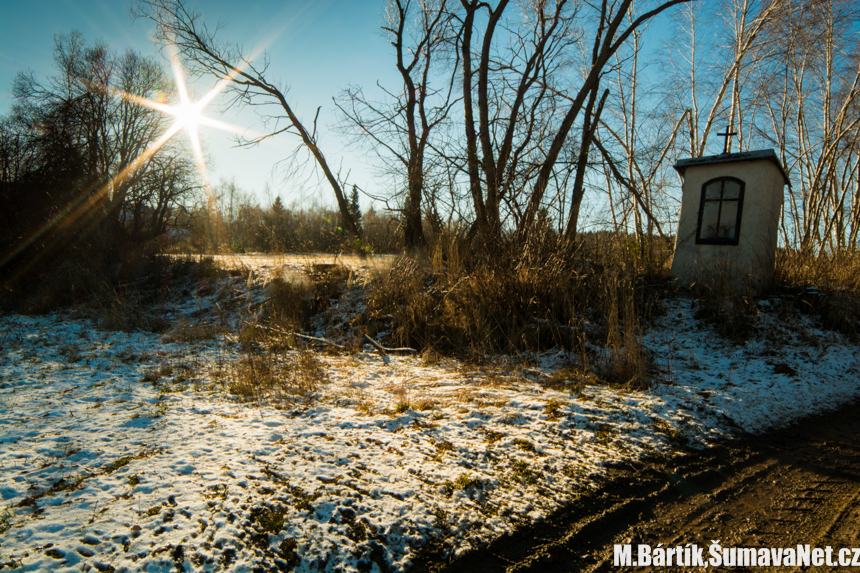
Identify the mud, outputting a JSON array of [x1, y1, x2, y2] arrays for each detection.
[[411, 399, 860, 573]]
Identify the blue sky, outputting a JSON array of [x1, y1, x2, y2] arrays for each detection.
[[0, 0, 401, 208]]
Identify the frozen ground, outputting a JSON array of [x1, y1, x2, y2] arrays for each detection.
[[0, 255, 858, 572]]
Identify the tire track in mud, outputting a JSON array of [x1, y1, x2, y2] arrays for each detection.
[[411, 399, 860, 573]]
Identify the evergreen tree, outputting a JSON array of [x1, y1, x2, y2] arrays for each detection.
[[348, 185, 362, 232], [268, 196, 287, 252]]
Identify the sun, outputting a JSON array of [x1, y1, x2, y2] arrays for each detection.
[[155, 48, 269, 180], [79, 43, 266, 218], [171, 100, 205, 132]]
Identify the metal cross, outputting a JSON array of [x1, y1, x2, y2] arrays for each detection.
[[717, 125, 737, 155]]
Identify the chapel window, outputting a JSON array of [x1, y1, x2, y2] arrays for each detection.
[[696, 177, 744, 245]]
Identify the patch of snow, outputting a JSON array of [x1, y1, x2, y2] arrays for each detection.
[[0, 260, 858, 571]]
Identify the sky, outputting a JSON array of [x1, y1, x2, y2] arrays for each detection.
[[0, 0, 403, 209]]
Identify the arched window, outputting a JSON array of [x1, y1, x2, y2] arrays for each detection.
[[696, 177, 745, 245]]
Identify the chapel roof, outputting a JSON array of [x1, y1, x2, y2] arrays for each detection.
[[674, 149, 790, 185]]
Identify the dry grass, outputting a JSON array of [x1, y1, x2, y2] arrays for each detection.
[[544, 398, 563, 420], [365, 230, 668, 389], [162, 319, 219, 343], [412, 398, 438, 411], [775, 249, 860, 294], [43, 255, 223, 334], [264, 273, 315, 331], [542, 367, 595, 393], [391, 383, 411, 413], [223, 262, 357, 408], [304, 263, 350, 311], [227, 263, 351, 406], [692, 283, 758, 341], [228, 347, 327, 405], [594, 269, 655, 390], [257, 263, 350, 333], [365, 251, 581, 354], [773, 249, 860, 340]]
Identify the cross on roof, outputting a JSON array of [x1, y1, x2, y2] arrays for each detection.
[[717, 125, 737, 155]]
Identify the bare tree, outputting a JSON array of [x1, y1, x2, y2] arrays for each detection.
[[521, 0, 694, 243], [592, 12, 692, 246], [457, 0, 577, 244], [449, 0, 692, 248], [335, 0, 459, 249], [662, 0, 791, 159], [759, 0, 860, 252], [659, 0, 860, 253], [133, 0, 363, 240], [124, 152, 200, 241]]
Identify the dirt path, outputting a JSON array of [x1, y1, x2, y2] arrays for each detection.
[[411, 399, 860, 573]]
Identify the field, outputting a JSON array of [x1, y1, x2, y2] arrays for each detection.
[[1, 253, 859, 572]]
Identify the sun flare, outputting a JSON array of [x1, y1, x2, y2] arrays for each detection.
[[61, 43, 268, 242], [171, 100, 205, 132]]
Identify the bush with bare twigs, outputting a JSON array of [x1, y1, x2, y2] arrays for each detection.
[[228, 347, 327, 405], [773, 249, 860, 340], [365, 230, 668, 389]]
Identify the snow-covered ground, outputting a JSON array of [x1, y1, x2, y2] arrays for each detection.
[[1, 256, 858, 572]]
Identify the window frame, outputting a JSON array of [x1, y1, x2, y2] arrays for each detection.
[[695, 176, 745, 245]]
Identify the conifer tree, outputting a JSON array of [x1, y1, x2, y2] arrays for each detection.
[[348, 186, 362, 232]]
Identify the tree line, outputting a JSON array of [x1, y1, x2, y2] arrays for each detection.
[[183, 180, 405, 254]]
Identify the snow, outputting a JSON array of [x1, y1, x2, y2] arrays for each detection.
[[1, 255, 858, 572]]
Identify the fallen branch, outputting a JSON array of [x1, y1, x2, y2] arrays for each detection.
[[363, 334, 416, 355], [291, 331, 345, 350], [238, 318, 346, 350], [364, 334, 391, 364]]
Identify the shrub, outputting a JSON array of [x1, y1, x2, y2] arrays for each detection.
[[228, 347, 326, 405], [365, 250, 582, 354], [265, 273, 315, 331], [774, 249, 860, 340], [364, 230, 667, 389]]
